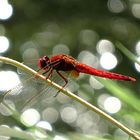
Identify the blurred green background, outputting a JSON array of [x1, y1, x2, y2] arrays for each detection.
[[0, 0, 140, 140]]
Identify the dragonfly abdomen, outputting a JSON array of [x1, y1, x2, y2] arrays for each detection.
[[75, 63, 136, 81]]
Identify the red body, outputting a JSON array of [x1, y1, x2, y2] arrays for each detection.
[[38, 54, 136, 82]]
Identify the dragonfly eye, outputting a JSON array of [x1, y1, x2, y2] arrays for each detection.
[[44, 56, 49, 61], [41, 60, 47, 69], [38, 56, 50, 69]]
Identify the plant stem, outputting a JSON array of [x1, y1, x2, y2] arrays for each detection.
[[0, 56, 140, 140]]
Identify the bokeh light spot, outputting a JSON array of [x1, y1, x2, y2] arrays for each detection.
[[132, 4, 140, 19], [78, 51, 98, 67], [0, 0, 13, 20], [97, 94, 110, 109], [0, 71, 20, 91], [135, 41, 140, 55], [107, 0, 125, 13], [104, 97, 121, 113], [134, 57, 140, 72], [61, 107, 77, 123], [20, 108, 40, 126], [100, 52, 117, 70], [0, 36, 9, 53], [96, 39, 115, 54], [42, 107, 59, 123]]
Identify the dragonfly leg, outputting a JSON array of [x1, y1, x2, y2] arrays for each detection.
[[45, 68, 53, 79], [56, 71, 68, 85], [42, 67, 51, 75], [54, 71, 68, 97], [37, 66, 51, 75]]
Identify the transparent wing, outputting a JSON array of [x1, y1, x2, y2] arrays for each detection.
[[3, 76, 39, 111], [2, 55, 79, 113], [2, 69, 78, 113], [2, 58, 49, 112]]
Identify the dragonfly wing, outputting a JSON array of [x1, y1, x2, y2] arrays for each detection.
[[2, 75, 55, 112], [2, 70, 79, 113]]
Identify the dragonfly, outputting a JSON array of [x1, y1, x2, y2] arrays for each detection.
[[3, 54, 136, 111], [38, 53, 136, 89]]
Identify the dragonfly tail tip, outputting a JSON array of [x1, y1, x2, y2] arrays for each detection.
[[131, 77, 136, 82]]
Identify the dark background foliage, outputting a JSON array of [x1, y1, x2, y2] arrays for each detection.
[[0, 0, 140, 139]]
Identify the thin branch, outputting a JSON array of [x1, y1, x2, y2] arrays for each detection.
[[0, 56, 140, 140]]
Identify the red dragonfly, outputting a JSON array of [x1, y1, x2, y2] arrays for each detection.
[[38, 54, 136, 89], [3, 53, 136, 111]]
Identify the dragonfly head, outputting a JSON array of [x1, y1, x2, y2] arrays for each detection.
[[38, 56, 50, 69]]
